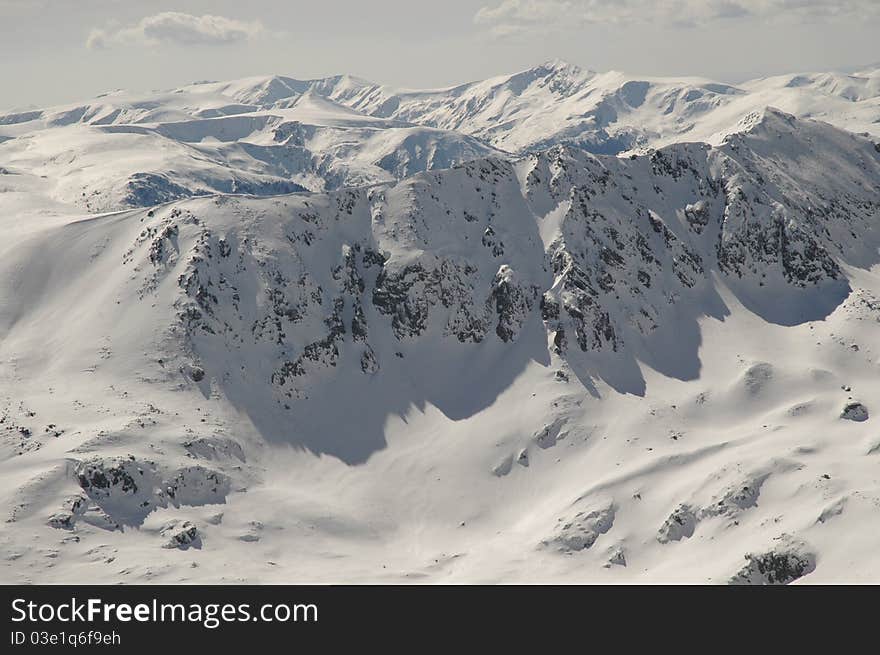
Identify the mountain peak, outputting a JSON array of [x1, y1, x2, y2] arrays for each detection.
[[728, 106, 799, 138], [532, 58, 592, 78], [540, 57, 580, 71]]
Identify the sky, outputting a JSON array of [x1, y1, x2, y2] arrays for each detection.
[[1, 0, 878, 109]]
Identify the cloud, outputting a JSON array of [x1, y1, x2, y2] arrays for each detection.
[[474, 0, 880, 36], [87, 12, 264, 49]]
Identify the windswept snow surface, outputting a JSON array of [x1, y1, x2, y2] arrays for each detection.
[[1, 65, 880, 584]]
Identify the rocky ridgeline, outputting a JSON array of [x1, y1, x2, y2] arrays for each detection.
[[121, 110, 880, 405]]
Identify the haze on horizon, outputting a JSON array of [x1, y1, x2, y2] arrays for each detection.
[[1, 0, 879, 109]]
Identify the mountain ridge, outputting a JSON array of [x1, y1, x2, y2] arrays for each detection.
[[2, 61, 878, 218], [1, 68, 880, 584]]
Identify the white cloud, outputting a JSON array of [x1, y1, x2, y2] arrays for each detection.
[[86, 12, 264, 49], [474, 0, 880, 36]]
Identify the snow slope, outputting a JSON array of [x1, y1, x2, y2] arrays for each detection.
[[1, 110, 879, 583]]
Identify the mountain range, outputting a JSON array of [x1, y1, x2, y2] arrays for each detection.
[[1, 59, 878, 213], [1, 62, 880, 584]]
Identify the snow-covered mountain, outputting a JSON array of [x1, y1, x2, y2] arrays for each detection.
[[2, 60, 878, 217], [327, 60, 880, 153], [2, 106, 880, 584], [0, 80, 502, 214]]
